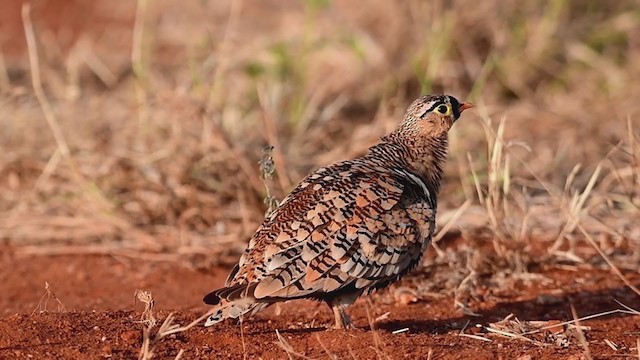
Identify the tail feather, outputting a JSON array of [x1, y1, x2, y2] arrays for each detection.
[[203, 283, 253, 305], [204, 283, 266, 327], [204, 298, 266, 327]]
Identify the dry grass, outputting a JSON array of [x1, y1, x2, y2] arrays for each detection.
[[570, 303, 593, 360], [134, 289, 216, 359], [457, 308, 639, 349], [275, 329, 313, 360], [31, 281, 66, 315], [0, 1, 639, 281]]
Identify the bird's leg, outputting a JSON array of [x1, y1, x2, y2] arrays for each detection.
[[327, 292, 360, 330], [331, 304, 354, 330]]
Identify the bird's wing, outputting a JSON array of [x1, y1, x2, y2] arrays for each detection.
[[206, 159, 435, 303]]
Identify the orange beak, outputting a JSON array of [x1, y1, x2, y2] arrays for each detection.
[[458, 102, 475, 113]]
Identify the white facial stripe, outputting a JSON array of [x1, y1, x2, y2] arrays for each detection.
[[419, 97, 451, 118], [418, 101, 438, 118]]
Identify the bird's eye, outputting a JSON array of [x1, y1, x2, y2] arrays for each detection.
[[434, 104, 451, 115]]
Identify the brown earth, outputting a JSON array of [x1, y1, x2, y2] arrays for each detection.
[[1, 247, 639, 359], [1, 1, 640, 359]]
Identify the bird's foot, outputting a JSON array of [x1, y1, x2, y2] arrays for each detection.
[[332, 305, 356, 330]]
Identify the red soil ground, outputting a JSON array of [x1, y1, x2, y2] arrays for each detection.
[[1, 1, 638, 359], [1, 247, 638, 359]]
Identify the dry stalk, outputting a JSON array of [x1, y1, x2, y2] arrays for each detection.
[[315, 333, 338, 360], [453, 272, 481, 316], [275, 330, 295, 360], [207, 0, 243, 111], [274, 329, 313, 360], [138, 306, 217, 360], [577, 223, 640, 297], [628, 118, 640, 203], [259, 145, 279, 216], [132, 0, 150, 152], [32, 281, 66, 314], [0, 49, 10, 92], [135, 290, 157, 328], [139, 326, 153, 360], [458, 333, 492, 342], [432, 198, 471, 257], [240, 317, 248, 360], [468, 116, 510, 244], [570, 303, 593, 360], [549, 163, 602, 253], [467, 114, 531, 268], [597, 119, 640, 211], [63, 36, 117, 97], [131, 0, 148, 80], [204, 117, 267, 194], [519, 309, 635, 336], [458, 319, 492, 342], [174, 349, 185, 360], [479, 312, 628, 348], [135, 289, 218, 360], [365, 302, 391, 360], [64, 39, 82, 101], [347, 344, 359, 360], [483, 325, 547, 346], [156, 310, 217, 337], [21, 4, 136, 241], [613, 299, 640, 315], [603, 339, 618, 351], [21, 3, 70, 158], [136, 290, 156, 360], [78, 37, 118, 87], [33, 148, 63, 190], [257, 84, 293, 191], [606, 118, 640, 210]]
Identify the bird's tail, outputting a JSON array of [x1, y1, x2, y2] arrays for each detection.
[[204, 297, 261, 326], [204, 283, 270, 327]]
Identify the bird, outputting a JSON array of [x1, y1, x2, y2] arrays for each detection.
[[203, 94, 473, 329]]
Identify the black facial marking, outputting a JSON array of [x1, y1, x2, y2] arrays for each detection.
[[448, 96, 462, 120], [417, 94, 462, 119]]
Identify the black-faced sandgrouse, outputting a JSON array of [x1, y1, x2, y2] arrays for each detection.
[[203, 94, 473, 329]]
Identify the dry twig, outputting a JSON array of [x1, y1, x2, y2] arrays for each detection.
[[32, 281, 66, 314], [570, 303, 593, 360], [21, 3, 70, 158], [274, 329, 313, 360], [577, 223, 640, 297], [135, 290, 157, 328]]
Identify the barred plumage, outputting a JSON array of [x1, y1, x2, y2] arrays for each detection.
[[203, 94, 473, 329]]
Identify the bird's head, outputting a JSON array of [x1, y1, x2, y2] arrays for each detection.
[[400, 94, 473, 138]]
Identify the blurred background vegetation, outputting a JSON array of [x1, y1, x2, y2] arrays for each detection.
[[0, 0, 638, 267]]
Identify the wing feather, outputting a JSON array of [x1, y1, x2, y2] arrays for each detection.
[[211, 158, 435, 304]]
